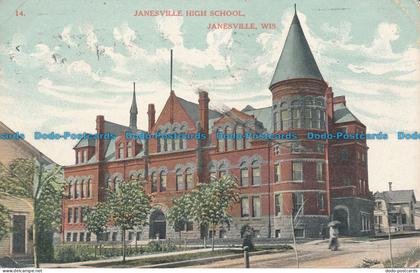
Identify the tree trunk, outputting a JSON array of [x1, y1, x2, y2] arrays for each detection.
[[32, 199, 39, 268], [122, 228, 126, 262]]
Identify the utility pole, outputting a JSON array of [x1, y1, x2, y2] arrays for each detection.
[[388, 217, 394, 267]]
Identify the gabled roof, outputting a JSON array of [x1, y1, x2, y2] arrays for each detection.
[[333, 103, 361, 124], [177, 96, 222, 124], [375, 190, 416, 204], [242, 106, 273, 132], [270, 11, 323, 87]]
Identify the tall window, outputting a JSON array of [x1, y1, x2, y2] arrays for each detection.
[[251, 165, 260, 186], [185, 168, 193, 190], [127, 141, 133, 157], [80, 180, 85, 198], [292, 162, 303, 181], [312, 109, 321, 129], [292, 192, 304, 215], [273, 112, 277, 131], [75, 180, 80, 198], [151, 172, 157, 193], [74, 207, 79, 223], [118, 143, 124, 159], [281, 110, 289, 130], [240, 197, 249, 217], [236, 126, 243, 150], [316, 162, 324, 181], [274, 163, 281, 183], [176, 169, 184, 191], [239, 163, 248, 187], [275, 194, 282, 216], [292, 108, 301, 128], [87, 179, 91, 198], [68, 208, 73, 223], [67, 182, 72, 198], [217, 129, 225, 152], [318, 193, 325, 209], [226, 126, 234, 151], [171, 136, 176, 151], [83, 150, 88, 163], [252, 196, 261, 217], [157, 136, 161, 153], [159, 171, 167, 192]]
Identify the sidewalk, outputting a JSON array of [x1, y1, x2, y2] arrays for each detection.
[[41, 247, 233, 268]]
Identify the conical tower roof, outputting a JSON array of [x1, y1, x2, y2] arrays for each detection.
[[130, 89, 138, 114], [270, 10, 323, 87]]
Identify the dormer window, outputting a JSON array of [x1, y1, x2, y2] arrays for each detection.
[[118, 143, 124, 159], [127, 141, 133, 158]]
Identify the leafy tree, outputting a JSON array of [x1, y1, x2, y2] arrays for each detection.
[[167, 194, 193, 242], [105, 180, 151, 262], [0, 204, 10, 241], [190, 175, 239, 251], [85, 202, 108, 256], [0, 158, 64, 267]]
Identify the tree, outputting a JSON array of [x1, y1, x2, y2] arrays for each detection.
[[167, 194, 193, 243], [85, 202, 108, 256], [190, 175, 239, 251], [0, 204, 10, 241], [105, 180, 151, 262], [0, 158, 64, 267]]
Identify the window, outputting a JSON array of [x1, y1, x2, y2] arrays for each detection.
[[226, 126, 234, 151], [402, 214, 407, 224], [316, 162, 324, 181], [79, 233, 85, 242], [240, 164, 248, 187], [81, 206, 88, 223], [241, 197, 249, 217], [376, 201, 382, 210], [127, 141, 133, 157], [273, 112, 277, 131], [304, 108, 312, 128], [185, 168, 193, 190], [75, 180, 80, 199], [274, 144, 281, 156], [217, 129, 225, 152], [112, 232, 118, 242], [281, 110, 289, 130], [72, 233, 77, 242], [163, 131, 168, 151], [86, 232, 91, 242], [74, 207, 79, 223], [151, 172, 157, 193], [118, 142, 124, 159], [186, 221, 193, 231], [340, 149, 348, 161], [236, 126, 243, 150], [157, 137, 161, 153], [87, 179, 92, 198], [252, 196, 261, 217], [80, 180, 85, 198], [275, 193, 282, 216], [66, 233, 71, 242], [318, 193, 325, 209], [68, 208, 73, 224], [83, 150, 88, 163], [274, 163, 281, 183], [312, 109, 321, 129], [171, 136, 176, 151], [251, 162, 261, 185], [136, 232, 142, 241], [159, 171, 167, 192], [275, 229, 281, 238], [176, 170, 184, 191], [219, 170, 227, 178], [316, 143, 324, 153], [292, 162, 303, 181], [128, 232, 134, 241], [292, 108, 301, 128], [292, 192, 304, 215]]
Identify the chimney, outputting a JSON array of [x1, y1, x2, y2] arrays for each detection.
[[147, 104, 155, 133], [95, 115, 105, 162], [333, 96, 346, 106], [388, 182, 392, 191], [198, 90, 210, 136]]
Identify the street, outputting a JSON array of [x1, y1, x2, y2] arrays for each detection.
[[189, 236, 420, 268]]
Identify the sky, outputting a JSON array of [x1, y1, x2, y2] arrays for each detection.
[[0, 0, 419, 197]]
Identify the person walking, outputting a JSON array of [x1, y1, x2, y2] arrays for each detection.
[[328, 225, 339, 251]]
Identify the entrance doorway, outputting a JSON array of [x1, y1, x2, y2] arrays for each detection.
[[12, 215, 26, 255], [333, 208, 349, 235], [149, 209, 166, 239]]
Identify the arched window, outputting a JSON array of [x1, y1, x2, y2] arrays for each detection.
[[236, 126, 243, 150], [226, 126, 234, 151], [273, 112, 278, 131], [217, 129, 225, 152], [151, 172, 157, 192], [118, 142, 124, 159], [127, 141, 133, 158], [68, 181, 73, 199], [280, 110, 289, 130], [312, 109, 321, 129], [291, 101, 301, 128], [87, 179, 92, 198], [80, 179, 85, 198], [157, 130, 162, 153], [218, 162, 227, 178], [159, 171, 167, 192], [239, 162, 248, 187], [251, 160, 261, 186], [75, 180, 80, 199], [185, 168, 193, 190], [163, 129, 168, 152], [176, 168, 184, 191]]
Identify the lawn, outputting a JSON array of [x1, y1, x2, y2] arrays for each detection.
[[383, 247, 420, 268]]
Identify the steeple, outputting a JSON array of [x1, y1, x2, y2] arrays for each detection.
[[129, 82, 138, 130], [270, 6, 323, 88]]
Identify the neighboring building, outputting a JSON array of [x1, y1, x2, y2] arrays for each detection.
[[373, 183, 417, 234], [0, 121, 54, 258], [62, 9, 373, 243], [415, 204, 420, 230]]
